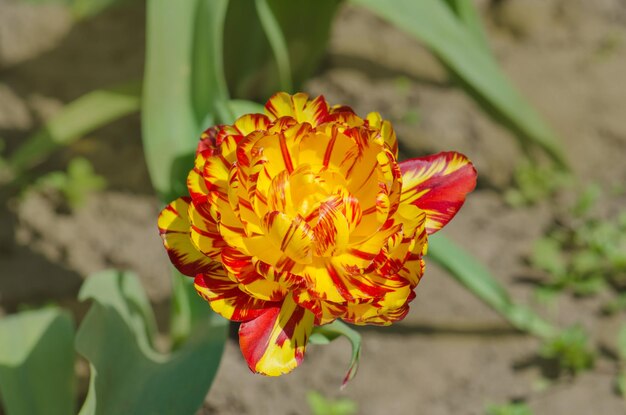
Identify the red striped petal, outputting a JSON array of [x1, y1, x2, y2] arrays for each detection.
[[157, 197, 215, 277], [399, 152, 477, 234], [239, 295, 314, 376], [264, 92, 329, 126], [194, 264, 279, 321]]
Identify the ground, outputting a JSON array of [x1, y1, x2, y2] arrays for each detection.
[[1, 0, 626, 414]]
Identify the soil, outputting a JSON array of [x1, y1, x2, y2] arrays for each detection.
[[1, 0, 626, 414]]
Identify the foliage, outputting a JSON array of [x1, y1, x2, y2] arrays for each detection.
[[486, 402, 533, 415], [30, 157, 106, 209], [539, 326, 595, 376], [530, 185, 626, 298], [0, 308, 75, 415], [307, 391, 358, 415], [616, 324, 626, 398], [310, 320, 362, 387], [76, 270, 227, 415], [504, 160, 571, 207]]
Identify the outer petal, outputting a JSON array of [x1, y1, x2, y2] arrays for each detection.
[[158, 197, 215, 276], [399, 152, 477, 234], [194, 263, 278, 321], [239, 295, 315, 376]]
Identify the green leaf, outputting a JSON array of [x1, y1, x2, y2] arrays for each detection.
[[8, 83, 140, 177], [307, 391, 358, 415], [531, 237, 567, 277], [192, 0, 231, 125], [224, 0, 341, 99], [443, 0, 489, 49], [310, 320, 361, 388], [0, 308, 75, 415], [255, 0, 293, 92], [486, 402, 533, 415], [428, 234, 556, 339], [76, 270, 227, 415], [540, 325, 594, 374], [350, 0, 568, 168], [142, 0, 225, 202]]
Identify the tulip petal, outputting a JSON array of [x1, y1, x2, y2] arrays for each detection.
[[194, 264, 278, 321], [239, 295, 314, 376], [188, 201, 227, 260], [399, 152, 477, 234], [264, 92, 329, 126], [157, 198, 215, 276]]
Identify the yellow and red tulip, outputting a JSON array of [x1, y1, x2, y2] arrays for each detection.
[[158, 92, 477, 377]]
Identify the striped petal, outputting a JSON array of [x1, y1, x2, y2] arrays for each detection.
[[239, 295, 314, 376], [264, 92, 329, 126], [399, 152, 477, 234], [366, 112, 398, 157], [194, 263, 278, 321], [157, 197, 214, 276]]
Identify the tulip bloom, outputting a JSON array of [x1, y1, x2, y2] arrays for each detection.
[[158, 93, 476, 376]]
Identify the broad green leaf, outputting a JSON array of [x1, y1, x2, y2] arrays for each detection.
[[443, 0, 489, 49], [76, 270, 227, 415], [428, 235, 556, 339], [255, 0, 293, 91], [192, 0, 231, 125], [143, 0, 214, 202], [350, 0, 568, 168], [0, 308, 75, 415], [8, 83, 140, 177], [310, 320, 361, 388], [224, 0, 341, 99]]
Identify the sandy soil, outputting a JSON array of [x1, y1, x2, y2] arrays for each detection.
[[1, 0, 626, 414]]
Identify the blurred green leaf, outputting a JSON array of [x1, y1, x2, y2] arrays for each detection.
[[76, 270, 227, 415], [8, 83, 140, 178], [540, 325, 595, 375], [351, 0, 568, 168], [310, 320, 361, 388], [0, 308, 75, 415], [307, 391, 358, 415], [255, 0, 293, 91], [428, 234, 556, 339], [443, 0, 489, 48], [192, 0, 231, 125], [486, 402, 533, 415], [571, 183, 601, 217], [224, 0, 341, 99], [32, 157, 107, 208], [531, 237, 566, 277]]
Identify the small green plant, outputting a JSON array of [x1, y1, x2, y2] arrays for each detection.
[[30, 157, 107, 209], [505, 160, 571, 207], [540, 326, 595, 376], [530, 184, 626, 299], [486, 402, 533, 415], [307, 391, 358, 415]]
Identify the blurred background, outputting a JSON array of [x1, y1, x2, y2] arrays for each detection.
[[1, 0, 626, 414]]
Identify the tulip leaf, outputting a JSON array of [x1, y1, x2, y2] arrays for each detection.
[[350, 0, 568, 168], [0, 308, 75, 415], [8, 83, 140, 178], [255, 0, 293, 92], [428, 234, 556, 339], [76, 270, 228, 415], [443, 0, 489, 48], [310, 320, 361, 388]]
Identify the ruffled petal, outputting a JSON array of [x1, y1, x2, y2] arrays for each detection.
[[194, 264, 278, 321], [157, 197, 215, 276], [399, 152, 477, 234], [239, 295, 314, 376], [264, 92, 329, 126]]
